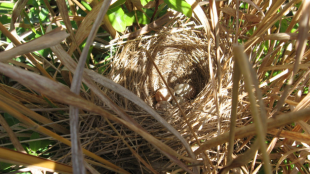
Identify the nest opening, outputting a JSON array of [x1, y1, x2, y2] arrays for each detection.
[[108, 30, 210, 111]]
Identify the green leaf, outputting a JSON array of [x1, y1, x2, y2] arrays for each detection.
[[140, 0, 153, 6], [81, 0, 92, 11], [107, 6, 126, 32], [29, 132, 41, 153], [135, 11, 150, 24], [3, 113, 20, 127], [110, 0, 126, 9], [39, 7, 49, 22], [40, 139, 51, 151], [163, 0, 192, 18], [13, 56, 26, 62], [27, 0, 39, 8], [28, 7, 40, 23], [240, 3, 248, 9], [0, 15, 11, 24], [124, 12, 135, 26], [0, 162, 11, 171], [37, 48, 52, 57], [0, 2, 14, 9]]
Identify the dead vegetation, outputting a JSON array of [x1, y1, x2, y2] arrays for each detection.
[[0, 0, 310, 174]]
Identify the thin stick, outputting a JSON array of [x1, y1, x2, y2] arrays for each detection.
[[227, 61, 241, 164], [69, 1, 111, 173], [233, 44, 271, 174]]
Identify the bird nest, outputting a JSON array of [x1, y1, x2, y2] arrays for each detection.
[[89, 26, 239, 172]]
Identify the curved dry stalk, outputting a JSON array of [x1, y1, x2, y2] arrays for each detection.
[[51, 44, 195, 173], [104, 120, 159, 174], [69, 1, 111, 173], [244, 0, 301, 52], [275, 147, 310, 174], [185, 0, 211, 37], [56, 0, 82, 54], [231, 44, 271, 173], [272, 0, 310, 116], [0, 114, 25, 152], [268, 129, 310, 145], [67, 0, 117, 56], [194, 106, 310, 154], [0, 28, 69, 62], [0, 96, 129, 174], [0, 94, 69, 134], [0, 147, 73, 173], [10, 0, 29, 30], [0, 61, 195, 173], [227, 61, 241, 164], [241, 0, 264, 16], [0, 23, 53, 80]]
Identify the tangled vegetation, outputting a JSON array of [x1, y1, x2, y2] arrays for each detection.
[[0, 0, 310, 173]]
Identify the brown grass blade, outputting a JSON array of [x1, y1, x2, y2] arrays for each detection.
[[118, 11, 178, 40], [220, 7, 262, 23], [103, 120, 159, 174], [69, 0, 111, 173], [51, 44, 196, 173], [194, 107, 310, 154], [0, 84, 50, 105], [244, 0, 301, 51], [88, 0, 118, 39], [0, 28, 69, 61], [0, 93, 129, 173], [263, 33, 310, 41], [10, 0, 29, 30], [227, 61, 241, 164], [241, 0, 264, 16], [68, 0, 117, 55], [285, 0, 304, 33], [268, 129, 310, 145], [0, 94, 69, 134], [0, 147, 73, 173], [275, 147, 310, 174], [185, 0, 211, 37], [233, 44, 271, 173], [56, 0, 81, 54], [0, 114, 25, 152], [210, 1, 222, 169], [272, 0, 310, 116], [0, 61, 195, 172], [0, 22, 53, 80], [262, 64, 310, 71], [220, 141, 260, 174]]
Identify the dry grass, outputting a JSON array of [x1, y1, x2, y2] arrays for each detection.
[[0, 0, 310, 174]]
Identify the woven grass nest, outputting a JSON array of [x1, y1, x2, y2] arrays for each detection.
[[91, 26, 236, 172]]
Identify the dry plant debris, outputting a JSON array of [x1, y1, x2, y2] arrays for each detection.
[[0, 0, 309, 174]]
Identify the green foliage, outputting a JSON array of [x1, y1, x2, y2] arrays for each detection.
[[107, 6, 126, 32], [304, 87, 309, 94], [163, 0, 192, 18], [109, 0, 126, 9], [81, 0, 92, 11], [3, 113, 20, 126], [124, 12, 135, 26], [136, 10, 150, 24], [141, 0, 153, 6], [0, 162, 11, 171], [0, 2, 14, 14], [239, 2, 248, 9], [0, 15, 11, 24], [28, 132, 50, 156]]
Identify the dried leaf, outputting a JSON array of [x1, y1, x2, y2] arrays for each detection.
[[0, 147, 72, 173], [0, 28, 69, 62]]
